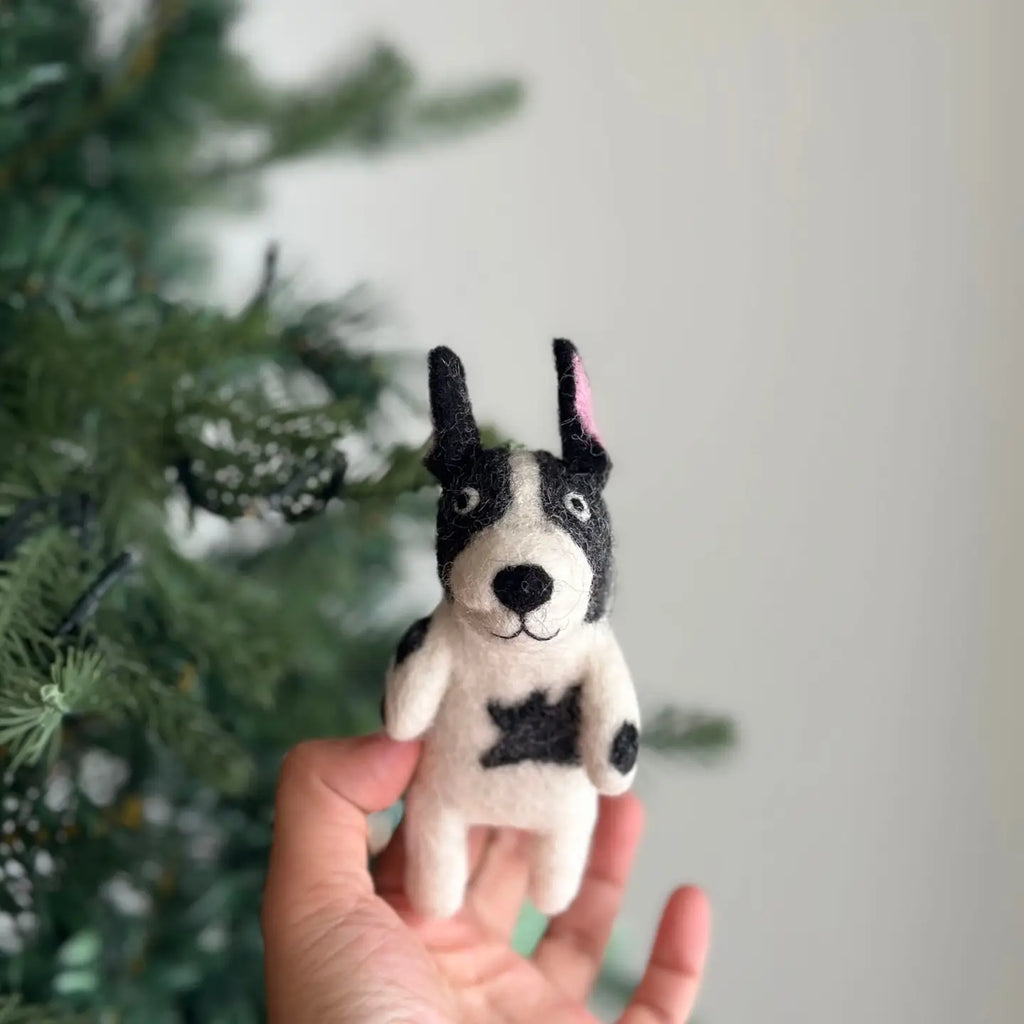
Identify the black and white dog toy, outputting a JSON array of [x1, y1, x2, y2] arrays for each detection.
[[382, 340, 640, 918]]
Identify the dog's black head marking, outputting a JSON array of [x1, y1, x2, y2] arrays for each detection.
[[535, 450, 613, 621], [425, 341, 614, 623], [433, 445, 513, 596]]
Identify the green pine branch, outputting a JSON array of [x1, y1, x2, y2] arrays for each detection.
[[0, 648, 106, 769], [0, 995, 87, 1024], [194, 45, 523, 183], [116, 659, 254, 795], [642, 706, 738, 761], [0, 530, 67, 661], [0, 0, 182, 190]]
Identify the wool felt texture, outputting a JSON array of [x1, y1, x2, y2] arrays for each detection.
[[382, 340, 640, 919], [480, 683, 583, 768]]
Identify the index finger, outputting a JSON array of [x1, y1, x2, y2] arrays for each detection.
[[620, 886, 711, 1024]]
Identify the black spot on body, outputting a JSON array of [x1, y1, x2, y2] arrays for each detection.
[[610, 722, 639, 774], [434, 447, 513, 596], [535, 450, 613, 621], [481, 684, 582, 768], [395, 615, 431, 665]]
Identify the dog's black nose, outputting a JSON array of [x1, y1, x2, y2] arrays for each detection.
[[492, 564, 553, 615]]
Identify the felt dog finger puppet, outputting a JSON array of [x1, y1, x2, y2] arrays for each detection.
[[382, 339, 640, 919]]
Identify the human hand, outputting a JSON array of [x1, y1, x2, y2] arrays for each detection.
[[262, 734, 710, 1023]]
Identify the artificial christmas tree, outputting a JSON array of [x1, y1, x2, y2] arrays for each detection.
[[0, 4, 732, 1020]]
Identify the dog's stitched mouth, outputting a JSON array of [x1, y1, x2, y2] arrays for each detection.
[[491, 623, 561, 643]]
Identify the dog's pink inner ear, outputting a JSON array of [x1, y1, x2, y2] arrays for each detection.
[[572, 352, 602, 444]]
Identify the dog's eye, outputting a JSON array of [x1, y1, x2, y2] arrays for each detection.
[[452, 486, 481, 515], [563, 492, 591, 522]]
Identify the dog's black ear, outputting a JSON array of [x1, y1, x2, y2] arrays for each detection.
[[554, 339, 610, 486], [425, 346, 482, 482]]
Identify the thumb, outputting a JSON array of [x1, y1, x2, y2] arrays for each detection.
[[263, 734, 420, 920], [262, 736, 442, 1024]]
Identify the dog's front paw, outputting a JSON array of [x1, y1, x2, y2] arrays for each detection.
[[610, 721, 639, 774], [585, 720, 640, 795]]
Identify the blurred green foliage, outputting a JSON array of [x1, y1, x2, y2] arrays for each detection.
[[0, 2, 520, 1019]]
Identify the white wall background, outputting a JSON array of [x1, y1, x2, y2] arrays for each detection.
[[207, 2, 1024, 1021]]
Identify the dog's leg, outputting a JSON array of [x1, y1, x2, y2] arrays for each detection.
[[528, 794, 598, 915], [403, 787, 468, 918]]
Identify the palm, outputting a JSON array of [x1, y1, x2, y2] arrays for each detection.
[[262, 738, 707, 1024], [372, 796, 707, 1023], [393, 904, 594, 1023]]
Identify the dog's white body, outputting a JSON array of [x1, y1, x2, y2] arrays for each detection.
[[382, 344, 640, 918], [384, 451, 639, 917]]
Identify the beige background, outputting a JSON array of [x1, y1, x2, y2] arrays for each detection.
[[207, 2, 1024, 1020]]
